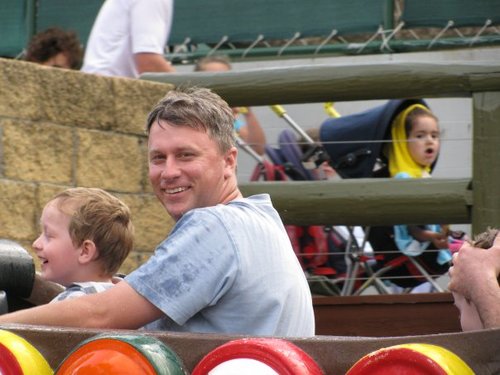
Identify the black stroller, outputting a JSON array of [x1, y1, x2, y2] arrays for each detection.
[[319, 99, 452, 292], [261, 128, 375, 296]]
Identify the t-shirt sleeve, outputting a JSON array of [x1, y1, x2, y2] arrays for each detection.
[[125, 209, 239, 325], [50, 287, 86, 303], [130, 0, 173, 54]]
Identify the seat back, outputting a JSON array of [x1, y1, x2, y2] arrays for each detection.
[[277, 129, 315, 181]]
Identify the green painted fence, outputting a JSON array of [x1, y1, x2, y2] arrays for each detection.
[[142, 61, 500, 235]]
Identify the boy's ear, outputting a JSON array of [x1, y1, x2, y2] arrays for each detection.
[[78, 240, 98, 264]]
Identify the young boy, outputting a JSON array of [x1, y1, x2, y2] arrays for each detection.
[[452, 228, 500, 331], [33, 187, 134, 302]]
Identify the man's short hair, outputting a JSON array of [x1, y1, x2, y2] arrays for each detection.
[[145, 86, 236, 152], [472, 227, 499, 249], [194, 55, 232, 72]]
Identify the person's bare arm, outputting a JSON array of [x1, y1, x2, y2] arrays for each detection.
[[0, 280, 163, 329], [135, 53, 175, 74], [449, 235, 500, 329], [408, 226, 448, 249], [237, 108, 266, 155]]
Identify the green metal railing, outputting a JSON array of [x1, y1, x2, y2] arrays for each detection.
[[142, 61, 500, 234], [2, 0, 500, 62]]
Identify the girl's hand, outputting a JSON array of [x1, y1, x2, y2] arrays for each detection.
[[431, 232, 449, 249]]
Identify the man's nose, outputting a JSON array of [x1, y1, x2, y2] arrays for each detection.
[[160, 158, 181, 179]]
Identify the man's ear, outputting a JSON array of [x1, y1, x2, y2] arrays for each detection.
[[223, 146, 238, 178], [78, 240, 98, 265]]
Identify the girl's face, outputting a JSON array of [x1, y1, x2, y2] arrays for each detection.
[[407, 115, 440, 168]]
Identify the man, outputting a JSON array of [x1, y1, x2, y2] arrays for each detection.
[[0, 86, 315, 337], [448, 232, 500, 329], [81, 0, 176, 78]]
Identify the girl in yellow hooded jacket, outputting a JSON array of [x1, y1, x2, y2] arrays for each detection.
[[387, 104, 452, 265]]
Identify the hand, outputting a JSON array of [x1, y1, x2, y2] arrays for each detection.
[[448, 233, 500, 299], [430, 232, 448, 249], [448, 233, 500, 329]]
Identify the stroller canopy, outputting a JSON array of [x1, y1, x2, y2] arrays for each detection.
[[319, 99, 428, 179]]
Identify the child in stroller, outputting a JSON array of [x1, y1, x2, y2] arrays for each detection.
[[319, 99, 464, 292], [259, 126, 373, 296]]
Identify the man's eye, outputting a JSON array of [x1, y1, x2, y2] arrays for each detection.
[[150, 154, 165, 163]]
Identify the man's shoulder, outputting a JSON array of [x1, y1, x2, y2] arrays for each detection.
[[189, 194, 272, 215]]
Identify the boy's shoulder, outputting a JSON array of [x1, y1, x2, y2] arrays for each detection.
[[51, 281, 116, 303]]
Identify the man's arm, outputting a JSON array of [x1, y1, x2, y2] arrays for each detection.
[[0, 280, 163, 329], [135, 53, 175, 75], [449, 235, 500, 329]]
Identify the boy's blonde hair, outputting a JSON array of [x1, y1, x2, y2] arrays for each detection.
[[51, 187, 134, 276]]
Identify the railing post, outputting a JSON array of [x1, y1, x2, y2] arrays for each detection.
[[384, 0, 395, 31], [472, 91, 500, 235]]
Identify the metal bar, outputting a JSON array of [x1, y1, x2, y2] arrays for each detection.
[[239, 178, 472, 226], [142, 62, 500, 106], [472, 91, 500, 235]]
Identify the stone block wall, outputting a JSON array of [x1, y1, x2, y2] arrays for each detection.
[[0, 58, 176, 273]]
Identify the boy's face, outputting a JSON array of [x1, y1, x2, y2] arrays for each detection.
[[452, 292, 484, 331], [148, 121, 237, 221], [407, 115, 440, 168], [32, 200, 82, 286]]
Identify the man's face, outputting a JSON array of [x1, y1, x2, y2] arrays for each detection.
[[148, 120, 236, 221]]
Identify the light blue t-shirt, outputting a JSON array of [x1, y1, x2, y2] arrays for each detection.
[[125, 194, 314, 337], [393, 172, 451, 265]]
